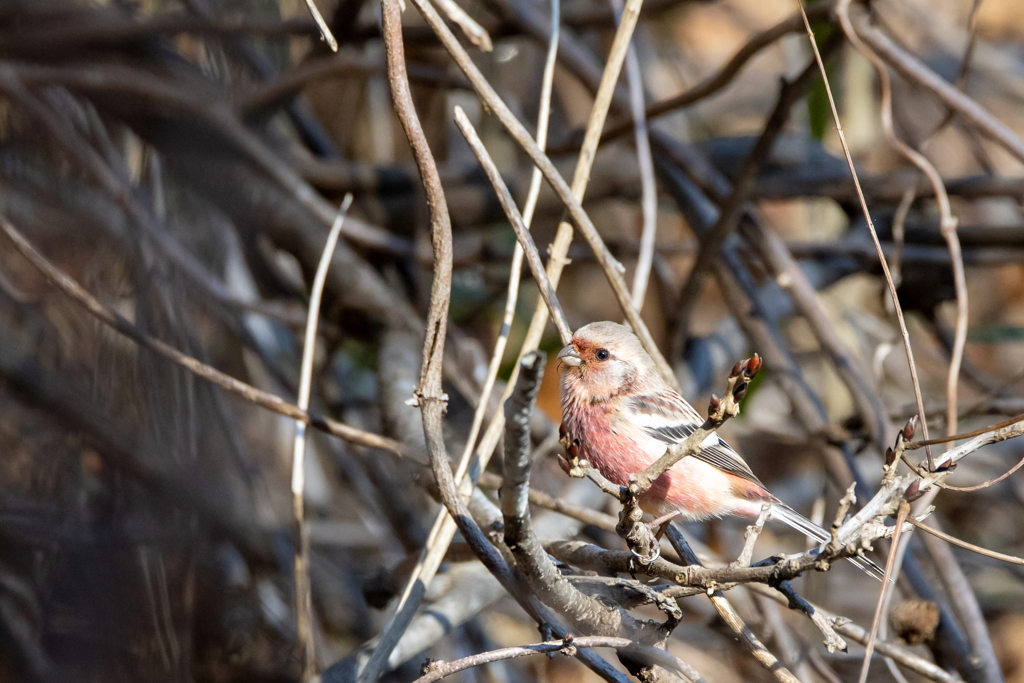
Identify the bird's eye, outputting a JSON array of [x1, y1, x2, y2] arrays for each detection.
[[595, 348, 610, 361]]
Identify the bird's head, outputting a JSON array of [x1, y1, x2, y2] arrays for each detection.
[[558, 321, 657, 403]]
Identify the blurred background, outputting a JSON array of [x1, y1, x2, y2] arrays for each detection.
[[1, 0, 1024, 681]]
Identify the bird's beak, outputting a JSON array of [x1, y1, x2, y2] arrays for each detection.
[[558, 344, 582, 367]]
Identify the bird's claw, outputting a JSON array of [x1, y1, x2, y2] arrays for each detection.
[[630, 544, 661, 565]]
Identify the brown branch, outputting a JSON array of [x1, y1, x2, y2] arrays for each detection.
[[0, 217, 406, 456], [747, 584, 957, 683], [597, 0, 836, 145], [665, 528, 800, 683], [851, 10, 1024, 166], [405, 0, 678, 387], [361, 5, 463, 681], [502, 353, 687, 681], [908, 413, 1024, 449], [0, 14, 319, 55], [412, 635, 700, 683], [674, 36, 840, 344], [909, 519, 1024, 566], [376, 8, 630, 683]]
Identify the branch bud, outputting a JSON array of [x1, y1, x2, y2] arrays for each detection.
[[884, 446, 897, 469], [745, 352, 762, 378], [902, 416, 918, 442]]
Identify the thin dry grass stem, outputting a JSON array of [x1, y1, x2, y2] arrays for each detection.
[[429, 0, 493, 51], [301, 0, 338, 51], [795, 1, 934, 467], [858, 500, 910, 683], [909, 518, 1024, 565], [454, 107, 572, 344], [292, 194, 353, 679], [0, 218, 405, 454], [835, 0, 968, 443]]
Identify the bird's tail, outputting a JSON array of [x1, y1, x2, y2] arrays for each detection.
[[769, 504, 885, 581]]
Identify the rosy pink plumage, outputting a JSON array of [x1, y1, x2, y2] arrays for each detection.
[[557, 321, 882, 578]]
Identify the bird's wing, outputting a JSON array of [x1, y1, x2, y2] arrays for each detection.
[[626, 391, 765, 489]]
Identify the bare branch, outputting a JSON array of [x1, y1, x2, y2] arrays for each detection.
[[910, 519, 1024, 566], [301, 0, 338, 51], [412, 635, 700, 683], [850, 10, 1024, 166], [405, 0, 679, 388], [0, 217, 406, 455]]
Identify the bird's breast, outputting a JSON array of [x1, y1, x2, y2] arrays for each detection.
[[565, 403, 751, 520]]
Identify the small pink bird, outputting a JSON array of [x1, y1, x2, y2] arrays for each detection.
[[558, 321, 880, 578]]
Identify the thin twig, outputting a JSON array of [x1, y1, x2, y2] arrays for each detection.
[[359, 4, 462, 680], [747, 584, 957, 683], [412, 635, 698, 683], [850, 10, 1024, 166], [936, 453, 1024, 492], [889, 187, 915, 289], [734, 504, 771, 568], [0, 217, 405, 455], [909, 518, 1024, 566], [301, 0, 338, 50], [429, 0, 493, 51], [292, 194, 353, 678], [453, 107, 572, 344]]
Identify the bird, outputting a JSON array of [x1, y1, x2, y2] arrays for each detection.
[[558, 320, 882, 579]]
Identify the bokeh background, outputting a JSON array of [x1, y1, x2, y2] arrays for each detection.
[[2, 0, 1024, 681]]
